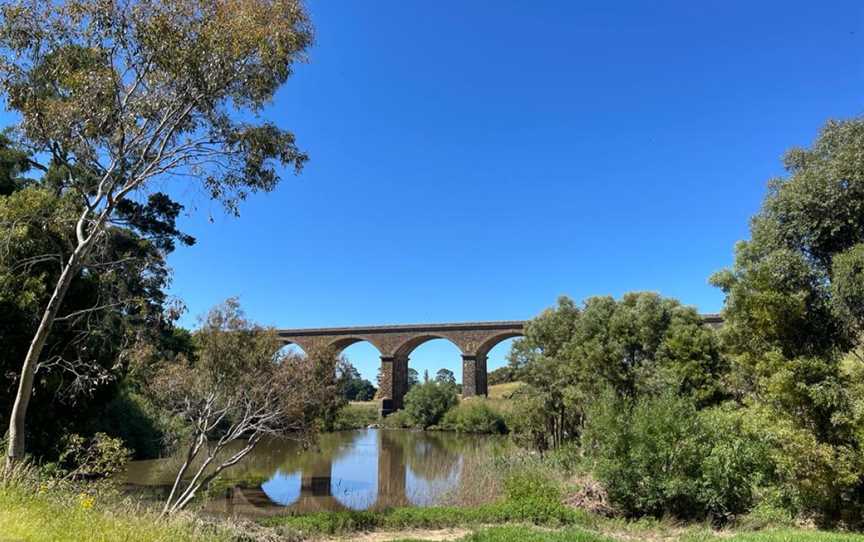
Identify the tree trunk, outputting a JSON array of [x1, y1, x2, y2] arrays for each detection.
[[6, 245, 85, 464]]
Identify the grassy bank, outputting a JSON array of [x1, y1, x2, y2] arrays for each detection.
[[390, 525, 864, 542], [0, 484, 233, 542], [261, 457, 864, 542], [262, 500, 593, 535]]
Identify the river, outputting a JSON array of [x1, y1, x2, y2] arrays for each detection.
[[124, 429, 510, 518]]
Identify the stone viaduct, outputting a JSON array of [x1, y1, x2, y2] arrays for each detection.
[[278, 321, 524, 415], [278, 315, 722, 416]]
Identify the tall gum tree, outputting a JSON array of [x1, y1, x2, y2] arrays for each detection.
[[0, 0, 313, 463]]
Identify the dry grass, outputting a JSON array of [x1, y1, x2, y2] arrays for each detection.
[[488, 382, 524, 400]]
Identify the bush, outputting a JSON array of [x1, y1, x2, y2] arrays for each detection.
[[583, 392, 772, 520], [737, 404, 864, 522], [380, 409, 413, 429], [57, 433, 132, 480], [441, 400, 507, 434], [403, 381, 458, 428], [331, 403, 379, 431]]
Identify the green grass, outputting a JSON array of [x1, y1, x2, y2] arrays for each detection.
[[0, 484, 231, 542], [262, 497, 595, 535], [724, 531, 864, 542], [391, 525, 615, 542], [391, 525, 864, 542]]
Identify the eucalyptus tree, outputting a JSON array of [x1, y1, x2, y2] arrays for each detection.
[[0, 136, 183, 458], [0, 0, 313, 463]]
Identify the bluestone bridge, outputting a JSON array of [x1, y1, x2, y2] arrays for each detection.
[[278, 315, 722, 416], [278, 321, 525, 415]]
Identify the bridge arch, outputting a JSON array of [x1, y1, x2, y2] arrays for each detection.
[[276, 338, 316, 356], [393, 334, 464, 359], [327, 336, 387, 356], [475, 331, 524, 359]]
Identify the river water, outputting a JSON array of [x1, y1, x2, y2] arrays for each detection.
[[124, 429, 510, 518]]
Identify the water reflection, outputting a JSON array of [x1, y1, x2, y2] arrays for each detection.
[[123, 429, 508, 518]]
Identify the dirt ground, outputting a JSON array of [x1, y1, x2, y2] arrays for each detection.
[[323, 527, 470, 542]]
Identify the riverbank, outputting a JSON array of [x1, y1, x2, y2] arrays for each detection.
[[266, 507, 864, 542], [260, 462, 864, 542], [5, 451, 864, 542]]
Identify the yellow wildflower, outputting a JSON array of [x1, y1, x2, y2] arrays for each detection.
[[78, 493, 95, 510]]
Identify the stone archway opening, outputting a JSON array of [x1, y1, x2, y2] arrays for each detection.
[[337, 341, 383, 401], [398, 336, 464, 392], [484, 337, 519, 394]]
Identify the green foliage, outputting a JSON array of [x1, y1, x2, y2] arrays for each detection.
[[831, 243, 864, 335], [88, 390, 184, 459], [710, 117, 864, 362], [380, 410, 414, 429], [736, 404, 864, 521], [508, 293, 727, 450], [441, 400, 507, 434], [583, 393, 772, 520], [436, 368, 457, 385], [735, 502, 797, 531], [57, 433, 131, 480], [708, 118, 864, 522], [336, 361, 377, 401], [0, 185, 180, 459], [0, 134, 200, 461], [488, 365, 519, 385], [330, 403, 379, 431], [403, 381, 459, 429]]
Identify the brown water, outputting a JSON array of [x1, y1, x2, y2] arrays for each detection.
[[124, 429, 509, 518]]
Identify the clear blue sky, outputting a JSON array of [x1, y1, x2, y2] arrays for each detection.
[[16, 2, 864, 383]]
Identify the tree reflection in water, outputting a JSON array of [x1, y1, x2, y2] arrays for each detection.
[[122, 429, 509, 518]]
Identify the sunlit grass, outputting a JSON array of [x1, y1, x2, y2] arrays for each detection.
[[0, 484, 231, 542], [488, 382, 524, 400], [391, 526, 864, 542]]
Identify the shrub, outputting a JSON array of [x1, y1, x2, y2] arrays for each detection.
[[583, 392, 772, 520], [737, 404, 864, 522], [441, 400, 507, 434], [403, 381, 458, 428], [331, 403, 379, 431], [57, 433, 132, 480], [380, 409, 413, 429]]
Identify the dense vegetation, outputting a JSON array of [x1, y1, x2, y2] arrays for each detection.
[[505, 117, 864, 527]]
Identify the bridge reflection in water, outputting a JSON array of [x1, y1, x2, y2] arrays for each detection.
[[125, 429, 501, 518], [218, 430, 412, 516]]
